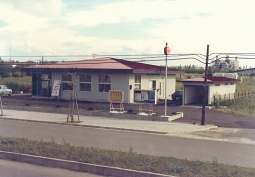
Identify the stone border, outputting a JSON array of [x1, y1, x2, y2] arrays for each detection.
[[0, 151, 174, 177], [3, 105, 183, 122], [0, 116, 168, 135]]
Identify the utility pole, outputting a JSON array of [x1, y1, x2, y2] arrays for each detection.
[[201, 45, 209, 125]]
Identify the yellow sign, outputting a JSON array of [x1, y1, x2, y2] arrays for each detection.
[[108, 90, 124, 103]]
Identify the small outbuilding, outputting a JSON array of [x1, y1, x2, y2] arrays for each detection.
[[179, 74, 240, 106]]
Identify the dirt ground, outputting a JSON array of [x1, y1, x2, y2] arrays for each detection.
[[2, 95, 255, 129]]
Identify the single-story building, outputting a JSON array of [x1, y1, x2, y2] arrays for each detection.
[[234, 68, 255, 76], [179, 74, 240, 105], [23, 57, 184, 104]]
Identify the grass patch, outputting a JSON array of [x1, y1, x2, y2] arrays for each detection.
[[0, 76, 31, 86], [213, 77, 255, 118], [0, 136, 255, 177], [216, 96, 255, 118], [236, 77, 255, 93]]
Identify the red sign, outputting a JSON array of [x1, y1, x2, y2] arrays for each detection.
[[164, 43, 170, 55]]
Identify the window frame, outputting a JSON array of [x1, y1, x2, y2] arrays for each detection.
[[98, 74, 111, 92], [134, 75, 141, 89], [62, 72, 73, 91], [80, 73, 91, 92]]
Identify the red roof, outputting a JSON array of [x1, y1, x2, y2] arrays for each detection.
[[180, 76, 240, 83], [24, 57, 183, 73]]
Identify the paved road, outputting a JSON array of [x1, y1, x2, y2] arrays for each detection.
[[3, 95, 255, 129], [0, 119, 255, 168], [0, 159, 104, 177]]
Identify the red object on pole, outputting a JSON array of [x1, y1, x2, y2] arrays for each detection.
[[164, 43, 170, 55]]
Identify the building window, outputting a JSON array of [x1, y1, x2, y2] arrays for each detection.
[[80, 73, 91, 91], [98, 74, 111, 92], [62, 73, 72, 91], [224, 83, 228, 85], [41, 74, 49, 80], [215, 83, 220, 86], [152, 80, 156, 90], [134, 75, 141, 89], [230, 83, 234, 85]]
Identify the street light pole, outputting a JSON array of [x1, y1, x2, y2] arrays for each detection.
[[164, 43, 170, 116]]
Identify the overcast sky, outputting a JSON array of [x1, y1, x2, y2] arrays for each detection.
[[0, 0, 254, 67]]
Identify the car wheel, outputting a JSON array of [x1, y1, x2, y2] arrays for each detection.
[[8, 93, 11, 96]]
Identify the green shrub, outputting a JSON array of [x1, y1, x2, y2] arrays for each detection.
[[5, 81, 20, 93], [12, 72, 21, 77], [5, 81, 31, 94]]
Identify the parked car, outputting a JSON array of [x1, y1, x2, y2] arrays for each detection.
[[171, 90, 183, 101], [0, 85, 12, 96]]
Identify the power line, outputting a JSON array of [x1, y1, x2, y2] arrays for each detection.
[[0, 53, 208, 65], [1, 53, 254, 66]]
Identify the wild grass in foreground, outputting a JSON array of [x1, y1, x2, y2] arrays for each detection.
[[214, 77, 255, 118], [215, 96, 255, 118], [0, 136, 255, 177], [236, 77, 255, 93]]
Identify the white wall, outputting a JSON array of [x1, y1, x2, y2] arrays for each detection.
[[51, 72, 79, 100], [52, 72, 177, 103], [110, 73, 130, 102], [128, 74, 135, 103], [209, 83, 236, 104], [128, 74, 176, 103], [182, 82, 237, 105], [77, 73, 129, 103], [51, 72, 129, 102]]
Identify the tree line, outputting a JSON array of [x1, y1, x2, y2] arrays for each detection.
[[171, 65, 205, 74], [0, 57, 29, 78]]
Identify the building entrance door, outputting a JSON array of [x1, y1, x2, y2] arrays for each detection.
[[32, 73, 51, 97], [159, 82, 164, 98]]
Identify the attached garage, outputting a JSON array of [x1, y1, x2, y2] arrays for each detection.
[[180, 76, 240, 106]]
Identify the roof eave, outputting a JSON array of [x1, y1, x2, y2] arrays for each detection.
[[133, 69, 184, 75]]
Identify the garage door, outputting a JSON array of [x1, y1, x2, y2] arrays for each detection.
[[184, 85, 208, 105]]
